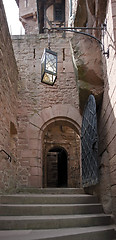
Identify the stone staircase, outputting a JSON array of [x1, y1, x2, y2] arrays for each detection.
[[0, 188, 115, 240]]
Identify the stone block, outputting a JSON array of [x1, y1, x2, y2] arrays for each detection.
[[40, 107, 53, 123], [21, 149, 38, 158], [110, 88, 116, 108], [111, 185, 116, 197], [51, 104, 68, 118], [27, 124, 39, 139], [108, 135, 116, 160], [110, 155, 116, 172], [107, 109, 115, 130], [29, 114, 44, 130], [63, 61, 74, 73], [30, 167, 39, 176], [57, 63, 63, 72], [67, 106, 82, 128], [21, 160, 29, 166], [110, 170, 116, 186], [108, 120, 116, 143], [29, 158, 39, 167], [28, 139, 38, 149], [112, 2, 116, 17], [29, 175, 42, 187]]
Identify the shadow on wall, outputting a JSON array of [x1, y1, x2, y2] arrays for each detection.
[[97, 63, 116, 218], [70, 34, 104, 114], [84, 56, 116, 219]]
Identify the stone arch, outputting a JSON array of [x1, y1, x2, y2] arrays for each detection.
[[29, 104, 82, 132], [28, 104, 82, 187], [42, 121, 81, 188]]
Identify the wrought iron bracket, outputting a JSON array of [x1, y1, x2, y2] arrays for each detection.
[[103, 48, 109, 58], [0, 149, 11, 162], [43, 24, 109, 58]]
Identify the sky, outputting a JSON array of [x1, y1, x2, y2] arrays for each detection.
[[3, 0, 25, 35]]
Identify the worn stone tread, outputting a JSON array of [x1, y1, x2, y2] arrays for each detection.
[[0, 203, 101, 207], [0, 225, 115, 240], [0, 213, 112, 220]]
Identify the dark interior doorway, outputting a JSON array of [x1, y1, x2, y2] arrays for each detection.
[[47, 147, 67, 187]]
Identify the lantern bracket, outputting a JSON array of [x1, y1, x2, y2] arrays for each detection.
[[43, 23, 109, 58]]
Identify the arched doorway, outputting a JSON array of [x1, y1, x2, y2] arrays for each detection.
[[28, 104, 82, 188], [47, 147, 67, 187], [42, 120, 81, 188]]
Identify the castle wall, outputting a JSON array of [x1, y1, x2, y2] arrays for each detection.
[[19, 0, 70, 34], [19, 0, 37, 18], [0, 0, 115, 225], [70, 0, 116, 222], [12, 33, 81, 188], [0, 1, 18, 192], [98, 0, 116, 220]]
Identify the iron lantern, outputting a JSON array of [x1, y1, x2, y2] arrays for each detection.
[[41, 48, 57, 85]]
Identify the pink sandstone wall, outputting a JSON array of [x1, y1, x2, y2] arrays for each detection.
[[19, 0, 70, 34], [12, 33, 81, 188], [0, 1, 18, 192], [98, 0, 116, 220]]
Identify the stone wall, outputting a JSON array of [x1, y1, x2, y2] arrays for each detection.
[[70, 34, 104, 113], [74, 0, 107, 31], [68, 0, 78, 27], [12, 33, 81, 188], [43, 124, 80, 188], [19, 0, 39, 34], [98, 0, 116, 221], [19, 0, 69, 34], [70, 0, 116, 222], [19, 0, 37, 18], [0, 1, 18, 192]]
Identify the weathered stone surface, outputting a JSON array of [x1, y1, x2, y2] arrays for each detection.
[[12, 33, 81, 188], [74, 0, 107, 30], [71, 34, 104, 112], [98, 150, 112, 214], [0, 0, 116, 225], [98, 0, 116, 222], [74, 0, 87, 27], [0, 1, 18, 192]]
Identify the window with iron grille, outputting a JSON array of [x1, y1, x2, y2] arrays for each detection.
[[70, 0, 72, 17], [54, 1, 65, 22]]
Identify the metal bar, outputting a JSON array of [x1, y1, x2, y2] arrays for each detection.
[[51, 26, 104, 31], [36, 0, 40, 32], [44, 27, 103, 46], [0, 149, 11, 162], [43, 26, 109, 57], [65, 29, 103, 46]]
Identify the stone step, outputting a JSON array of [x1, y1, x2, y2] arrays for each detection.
[[0, 194, 98, 204], [0, 188, 115, 239], [0, 226, 115, 240], [0, 214, 112, 230], [16, 188, 84, 194], [0, 203, 103, 216]]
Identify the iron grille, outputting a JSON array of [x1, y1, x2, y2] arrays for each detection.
[[81, 95, 99, 187]]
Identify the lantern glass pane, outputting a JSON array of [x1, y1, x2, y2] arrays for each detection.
[[46, 52, 57, 74], [41, 48, 57, 85], [43, 73, 56, 85]]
